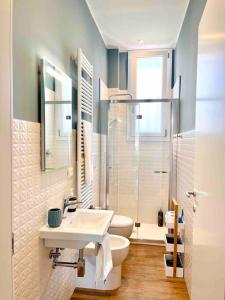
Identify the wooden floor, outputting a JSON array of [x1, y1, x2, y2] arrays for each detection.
[[71, 244, 189, 300]]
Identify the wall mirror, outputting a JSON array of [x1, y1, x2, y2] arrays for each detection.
[[40, 59, 72, 171]]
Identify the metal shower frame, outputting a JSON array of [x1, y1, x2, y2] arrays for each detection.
[[100, 98, 180, 218]]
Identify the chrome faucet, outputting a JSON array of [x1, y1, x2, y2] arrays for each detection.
[[63, 196, 82, 218]]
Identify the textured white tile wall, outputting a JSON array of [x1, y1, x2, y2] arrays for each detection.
[[173, 131, 195, 296], [12, 119, 77, 300]]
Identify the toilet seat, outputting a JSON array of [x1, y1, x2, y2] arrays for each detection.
[[110, 215, 133, 228], [108, 215, 134, 238]]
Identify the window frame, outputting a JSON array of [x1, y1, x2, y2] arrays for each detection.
[[127, 49, 172, 142], [128, 49, 172, 99]]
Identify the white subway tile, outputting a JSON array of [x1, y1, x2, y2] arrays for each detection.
[[174, 130, 195, 296]]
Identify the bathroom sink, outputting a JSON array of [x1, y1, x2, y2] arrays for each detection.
[[40, 209, 114, 249]]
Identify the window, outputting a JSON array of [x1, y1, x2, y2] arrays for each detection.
[[136, 56, 163, 99], [138, 102, 162, 134], [128, 102, 171, 141], [128, 50, 171, 99], [128, 50, 172, 141]]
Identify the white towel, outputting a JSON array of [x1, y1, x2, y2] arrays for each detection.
[[83, 120, 93, 184], [96, 233, 113, 284]]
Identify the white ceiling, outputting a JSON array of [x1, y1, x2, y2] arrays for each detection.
[[86, 0, 189, 50]]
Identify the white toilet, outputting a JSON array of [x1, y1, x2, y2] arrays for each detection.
[[110, 234, 130, 267], [108, 215, 134, 238], [76, 234, 130, 291]]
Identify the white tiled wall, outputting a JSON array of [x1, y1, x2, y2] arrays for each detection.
[[108, 88, 131, 100], [99, 79, 108, 100], [12, 119, 76, 300], [173, 131, 195, 296], [92, 133, 100, 207], [99, 134, 107, 208]]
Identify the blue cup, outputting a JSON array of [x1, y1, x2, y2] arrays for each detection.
[[48, 208, 62, 228]]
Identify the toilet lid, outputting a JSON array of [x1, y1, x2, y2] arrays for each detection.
[[110, 215, 134, 228]]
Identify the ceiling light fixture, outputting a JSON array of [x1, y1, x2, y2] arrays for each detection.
[[138, 39, 144, 44]]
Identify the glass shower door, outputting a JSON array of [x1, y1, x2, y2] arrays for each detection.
[[108, 103, 140, 239], [136, 102, 171, 240], [107, 101, 171, 241]]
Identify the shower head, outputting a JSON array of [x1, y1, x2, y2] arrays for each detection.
[[109, 118, 121, 127]]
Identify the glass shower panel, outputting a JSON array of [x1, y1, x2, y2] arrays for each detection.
[[137, 103, 170, 240], [107, 101, 171, 241], [108, 103, 140, 238]]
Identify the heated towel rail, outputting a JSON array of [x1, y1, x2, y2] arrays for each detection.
[[77, 48, 93, 208]]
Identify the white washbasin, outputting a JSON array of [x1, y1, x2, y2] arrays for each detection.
[[39, 209, 114, 249]]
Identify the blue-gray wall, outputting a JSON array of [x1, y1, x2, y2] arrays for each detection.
[[107, 50, 128, 90], [175, 0, 206, 132], [119, 52, 128, 90], [107, 49, 119, 88], [13, 0, 107, 132]]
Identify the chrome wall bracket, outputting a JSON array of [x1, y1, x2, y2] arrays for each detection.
[[49, 248, 85, 277]]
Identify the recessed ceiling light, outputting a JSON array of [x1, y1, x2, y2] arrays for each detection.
[[138, 39, 144, 44]]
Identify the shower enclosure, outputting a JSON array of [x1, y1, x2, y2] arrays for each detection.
[[100, 99, 179, 242]]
